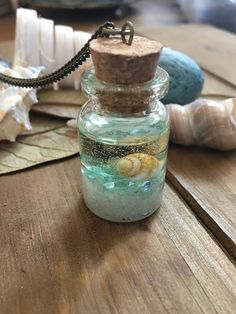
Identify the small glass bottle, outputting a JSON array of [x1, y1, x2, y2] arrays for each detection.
[[77, 35, 169, 222]]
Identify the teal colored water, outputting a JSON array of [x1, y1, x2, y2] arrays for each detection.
[[79, 131, 168, 198]]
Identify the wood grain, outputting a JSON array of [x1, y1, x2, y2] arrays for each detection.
[[0, 15, 15, 41], [167, 145, 236, 259], [140, 24, 236, 87], [202, 71, 236, 97], [139, 26, 236, 260], [0, 157, 235, 314], [0, 40, 14, 62]]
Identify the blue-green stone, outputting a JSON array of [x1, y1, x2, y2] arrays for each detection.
[[159, 48, 204, 105]]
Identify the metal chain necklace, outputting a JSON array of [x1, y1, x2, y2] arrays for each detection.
[[0, 21, 134, 89]]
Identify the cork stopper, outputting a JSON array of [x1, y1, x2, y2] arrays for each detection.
[[90, 35, 163, 84]]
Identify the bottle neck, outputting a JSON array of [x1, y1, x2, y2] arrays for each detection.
[[91, 98, 161, 117], [81, 66, 169, 115], [95, 89, 160, 114]]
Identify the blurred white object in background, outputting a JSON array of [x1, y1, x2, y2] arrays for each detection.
[[14, 8, 40, 67], [14, 8, 92, 90], [55, 25, 74, 89], [39, 18, 55, 75], [176, 0, 236, 32]]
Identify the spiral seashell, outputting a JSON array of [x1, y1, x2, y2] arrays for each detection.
[[116, 153, 162, 181], [167, 98, 236, 151]]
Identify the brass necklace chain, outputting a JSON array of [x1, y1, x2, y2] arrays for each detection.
[[0, 21, 134, 89]]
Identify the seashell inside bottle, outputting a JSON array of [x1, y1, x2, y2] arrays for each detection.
[[77, 34, 170, 222]]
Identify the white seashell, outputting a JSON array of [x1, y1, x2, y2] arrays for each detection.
[[117, 153, 162, 181], [0, 64, 43, 142], [167, 98, 236, 151], [67, 119, 77, 129]]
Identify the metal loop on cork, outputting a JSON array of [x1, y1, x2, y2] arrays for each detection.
[[121, 21, 134, 45], [102, 21, 134, 45]]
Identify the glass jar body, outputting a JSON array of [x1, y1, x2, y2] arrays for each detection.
[[78, 67, 169, 222]]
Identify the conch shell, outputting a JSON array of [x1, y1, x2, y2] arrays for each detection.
[[117, 153, 162, 181], [0, 64, 43, 142], [167, 98, 236, 151]]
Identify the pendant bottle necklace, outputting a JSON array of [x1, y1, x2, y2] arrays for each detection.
[[0, 21, 170, 223]]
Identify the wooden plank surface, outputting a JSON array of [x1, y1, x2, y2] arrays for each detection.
[[140, 24, 236, 87], [0, 157, 236, 314], [140, 25, 236, 260], [0, 40, 14, 62], [1, 10, 236, 313], [167, 146, 236, 259], [202, 71, 236, 97]]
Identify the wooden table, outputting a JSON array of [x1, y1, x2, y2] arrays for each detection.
[[1, 2, 236, 313]]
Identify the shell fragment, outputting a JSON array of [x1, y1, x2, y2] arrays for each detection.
[[0, 64, 44, 142]]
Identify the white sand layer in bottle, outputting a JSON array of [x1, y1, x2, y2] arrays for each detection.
[[81, 175, 163, 223]]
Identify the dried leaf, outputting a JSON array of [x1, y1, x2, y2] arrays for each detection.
[[0, 126, 79, 175]]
